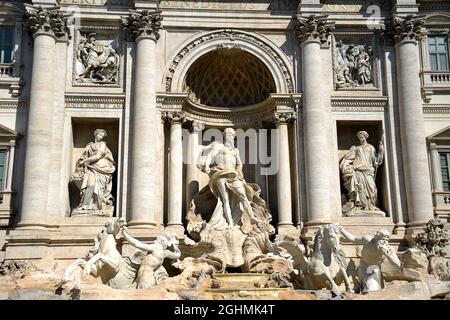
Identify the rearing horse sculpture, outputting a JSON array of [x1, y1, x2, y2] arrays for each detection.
[[305, 224, 353, 296], [61, 218, 137, 289], [277, 224, 354, 296]]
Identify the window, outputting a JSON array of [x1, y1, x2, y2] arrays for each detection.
[[0, 149, 6, 190], [428, 35, 449, 71], [0, 26, 14, 64], [440, 152, 450, 191]]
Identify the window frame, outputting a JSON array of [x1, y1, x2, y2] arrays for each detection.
[[439, 151, 450, 191], [428, 34, 450, 72], [0, 25, 15, 64]]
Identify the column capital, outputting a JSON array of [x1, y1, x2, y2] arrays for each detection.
[[162, 110, 186, 124], [24, 5, 71, 40], [296, 15, 335, 46], [389, 15, 426, 44], [190, 120, 205, 133], [122, 10, 163, 42], [273, 111, 297, 125]]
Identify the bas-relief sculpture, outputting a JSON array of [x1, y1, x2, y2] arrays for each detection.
[[61, 219, 181, 290], [335, 41, 374, 89], [340, 130, 385, 217], [76, 33, 120, 84], [70, 129, 116, 217]]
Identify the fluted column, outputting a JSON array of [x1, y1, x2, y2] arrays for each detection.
[[392, 15, 434, 229], [123, 11, 164, 229], [162, 111, 185, 235], [274, 111, 296, 234], [19, 6, 69, 228], [296, 15, 335, 228], [186, 121, 205, 209]]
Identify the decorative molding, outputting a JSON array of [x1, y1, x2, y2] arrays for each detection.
[[296, 15, 335, 46], [0, 100, 28, 110], [122, 10, 163, 42], [64, 95, 125, 109], [331, 97, 388, 112], [24, 5, 71, 40], [423, 105, 450, 114], [164, 29, 294, 94]]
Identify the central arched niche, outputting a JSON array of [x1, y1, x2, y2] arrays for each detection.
[[183, 47, 276, 108]]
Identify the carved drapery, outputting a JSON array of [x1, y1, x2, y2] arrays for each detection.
[[296, 15, 335, 45], [122, 10, 163, 41], [24, 6, 70, 39]]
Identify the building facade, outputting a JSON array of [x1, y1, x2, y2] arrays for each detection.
[[0, 0, 449, 262]]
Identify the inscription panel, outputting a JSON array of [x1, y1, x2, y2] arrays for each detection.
[[61, 0, 296, 10]]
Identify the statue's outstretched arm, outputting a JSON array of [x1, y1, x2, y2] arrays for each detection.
[[164, 248, 181, 260], [122, 228, 154, 253], [340, 228, 365, 244]]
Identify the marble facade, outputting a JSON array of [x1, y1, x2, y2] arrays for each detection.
[[0, 0, 449, 265]]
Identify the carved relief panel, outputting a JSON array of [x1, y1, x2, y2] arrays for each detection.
[[332, 32, 381, 91], [72, 27, 123, 87]]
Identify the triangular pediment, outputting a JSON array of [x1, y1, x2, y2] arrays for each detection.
[[428, 126, 450, 141], [0, 124, 19, 138]]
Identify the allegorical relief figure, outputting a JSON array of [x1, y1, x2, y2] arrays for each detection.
[[340, 131, 385, 217], [335, 40, 373, 89], [71, 129, 116, 217], [76, 33, 119, 84]]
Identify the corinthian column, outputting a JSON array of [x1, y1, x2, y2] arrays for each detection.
[[186, 121, 205, 209], [392, 16, 434, 230], [18, 6, 69, 228], [162, 111, 185, 235], [296, 15, 335, 229], [123, 11, 164, 229], [274, 111, 296, 234]]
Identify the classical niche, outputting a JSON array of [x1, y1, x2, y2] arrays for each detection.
[[165, 29, 294, 94], [337, 121, 387, 217], [69, 118, 119, 217], [73, 28, 122, 87], [333, 34, 380, 91], [183, 48, 276, 108]]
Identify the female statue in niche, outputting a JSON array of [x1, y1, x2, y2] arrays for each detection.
[[339, 131, 385, 217], [71, 129, 116, 217]]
